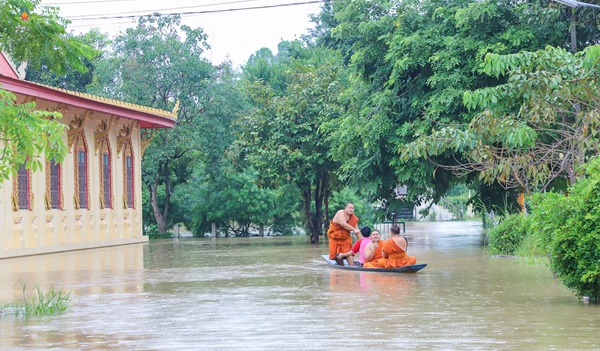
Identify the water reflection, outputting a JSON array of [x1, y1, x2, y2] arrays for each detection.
[[0, 221, 599, 350], [0, 244, 144, 301]]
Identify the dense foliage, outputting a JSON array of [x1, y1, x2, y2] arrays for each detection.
[[404, 45, 600, 195], [486, 213, 530, 255], [324, 0, 568, 210], [236, 44, 348, 243], [187, 168, 278, 237], [486, 156, 600, 301], [0, 90, 66, 179], [26, 29, 108, 92], [533, 158, 600, 302], [87, 14, 244, 233], [0, 0, 94, 74]]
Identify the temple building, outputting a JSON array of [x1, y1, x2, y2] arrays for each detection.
[[0, 53, 176, 259]]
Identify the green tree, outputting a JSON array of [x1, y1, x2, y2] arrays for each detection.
[[242, 48, 286, 91], [402, 45, 600, 195], [0, 0, 94, 182], [0, 0, 93, 73], [321, 0, 569, 209], [88, 14, 227, 234], [188, 168, 278, 237], [306, 0, 351, 57], [26, 29, 109, 92], [173, 62, 249, 236], [235, 44, 347, 243]]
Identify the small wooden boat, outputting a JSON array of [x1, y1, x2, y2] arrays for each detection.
[[321, 255, 427, 273]]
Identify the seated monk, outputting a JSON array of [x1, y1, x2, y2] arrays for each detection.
[[362, 230, 384, 268], [327, 202, 361, 266], [373, 225, 416, 269]]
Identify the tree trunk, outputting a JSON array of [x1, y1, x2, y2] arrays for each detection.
[[149, 160, 171, 234], [150, 179, 168, 233], [312, 177, 325, 244], [303, 176, 328, 244], [301, 185, 318, 244], [162, 165, 171, 231]]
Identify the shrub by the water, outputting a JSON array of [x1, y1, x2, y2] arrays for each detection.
[[531, 158, 600, 302], [540, 158, 600, 302], [487, 213, 531, 255]]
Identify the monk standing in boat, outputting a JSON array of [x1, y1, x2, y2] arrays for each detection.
[[327, 202, 361, 266], [373, 225, 416, 269]]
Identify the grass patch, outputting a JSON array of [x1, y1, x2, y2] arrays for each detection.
[[1, 283, 71, 317]]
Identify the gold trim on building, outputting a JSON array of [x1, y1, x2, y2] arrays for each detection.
[[36, 83, 177, 120], [94, 116, 117, 155], [68, 114, 86, 149], [117, 121, 136, 155]]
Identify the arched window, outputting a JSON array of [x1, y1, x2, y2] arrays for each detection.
[[48, 158, 61, 209], [17, 163, 30, 210], [100, 139, 112, 209], [123, 142, 134, 208], [74, 136, 89, 209]]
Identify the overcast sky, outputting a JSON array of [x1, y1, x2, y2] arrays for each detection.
[[41, 0, 323, 68]]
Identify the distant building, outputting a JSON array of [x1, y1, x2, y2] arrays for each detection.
[[0, 53, 176, 258], [394, 184, 414, 220]]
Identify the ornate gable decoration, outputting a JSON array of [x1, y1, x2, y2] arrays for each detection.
[[117, 121, 137, 155], [67, 110, 93, 149], [94, 115, 117, 155]]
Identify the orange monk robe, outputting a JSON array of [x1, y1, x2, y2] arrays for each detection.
[[362, 243, 384, 269], [374, 238, 416, 269], [327, 214, 358, 259]]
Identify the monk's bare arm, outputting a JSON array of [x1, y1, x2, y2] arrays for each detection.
[[332, 210, 359, 232]]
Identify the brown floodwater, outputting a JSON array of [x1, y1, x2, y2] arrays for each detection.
[[0, 221, 599, 350]]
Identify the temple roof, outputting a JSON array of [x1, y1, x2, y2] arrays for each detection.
[[0, 52, 176, 129]]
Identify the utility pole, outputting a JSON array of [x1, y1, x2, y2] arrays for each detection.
[[552, 0, 600, 52], [570, 10, 577, 52]]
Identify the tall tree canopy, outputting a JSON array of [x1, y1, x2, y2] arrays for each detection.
[[320, 0, 569, 210], [89, 14, 226, 233], [26, 28, 109, 92], [235, 43, 348, 243], [403, 45, 600, 195]]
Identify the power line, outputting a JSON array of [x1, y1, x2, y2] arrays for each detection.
[[64, 1, 323, 21], [57, 0, 269, 18], [44, 0, 133, 4], [68, 20, 133, 29]]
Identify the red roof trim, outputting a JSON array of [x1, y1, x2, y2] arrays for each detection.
[[0, 75, 176, 129], [0, 54, 19, 79]]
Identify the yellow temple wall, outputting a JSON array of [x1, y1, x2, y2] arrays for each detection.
[[0, 103, 148, 259]]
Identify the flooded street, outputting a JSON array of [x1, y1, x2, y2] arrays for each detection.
[[1, 221, 599, 350]]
